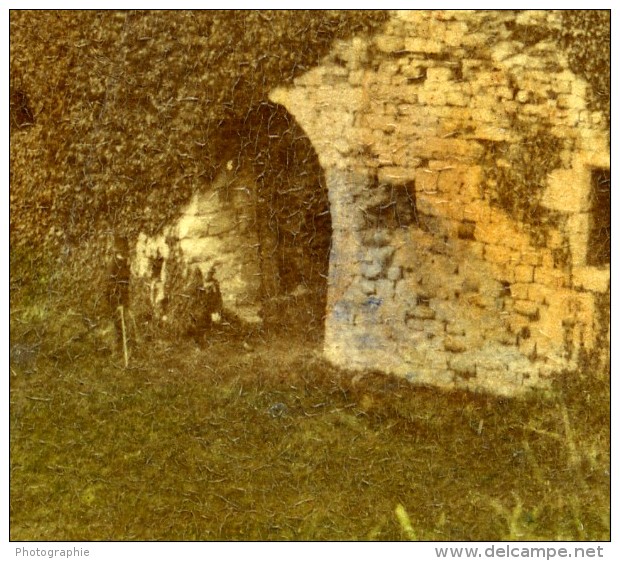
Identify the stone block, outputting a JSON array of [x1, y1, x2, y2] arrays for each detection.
[[527, 283, 552, 304], [178, 237, 222, 262], [461, 58, 482, 78], [366, 246, 395, 267], [515, 90, 530, 103], [530, 327, 564, 360], [491, 40, 524, 63], [475, 70, 509, 87], [557, 93, 587, 110], [484, 243, 519, 266], [506, 53, 547, 69], [416, 137, 485, 160], [364, 112, 397, 132], [460, 32, 491, 49], [488, 261, 515, 284], [396, 103, 416, 115], [464, 293, 495, 310], [361, 261, 384, 280], [426, 67, 453, 82], [492, 329, 518, 347], [406, 319, 444, 339], [177, 215, 209, 239], [416, 169, 440, 193], [375, 35, 405, 53], [465, 241, 484, 259], [475, 367, 521, 395], [448, 353, 477, 375], [444, 336, 467, 353], [389, 73, 409, 89], [378, 60, 400, 78], [404, 37, 444, 54], [376, 278, 396, 299], [445, 91, 470, 107], [445, 320, 466, 336], [521, 250, 542, 267], [348, 70, 365, 86], [377, 166, 415, 183], [471, 124, 514, 142], [436, 168, 464, 194], [383, 102, 399, 116], [359, 279, 376, 295], [491, 86, 514, 100], [417, 90, 447, 106], [534, 316, 566, 353], [424, 349, 450, 372], [518, 337, 538, 359], [405, 318, 428, 332], [443, 21, 468, 46], [462, 201, 490, 223], [566, 213, 590, 267], [387, 266, 403, 281], [513, 299, 539, 320], [572, 266, 610, 294], [514, 264, 534, 283], [475, 221, 505, 247], [510, 283, 529, 301], [406, 305, 436, 320], [507, 313, 531, 337], [542, 168, 590, 212]]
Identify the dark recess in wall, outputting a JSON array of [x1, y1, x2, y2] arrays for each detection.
[[587, 168, 611, 267], [212, 102, 332, 332]]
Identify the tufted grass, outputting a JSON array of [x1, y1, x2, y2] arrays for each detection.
[[10, 310, 609, 541]]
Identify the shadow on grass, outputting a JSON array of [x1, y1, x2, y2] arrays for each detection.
[[10, 311, 610, 541]]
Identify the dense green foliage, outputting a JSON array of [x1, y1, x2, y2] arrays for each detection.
[[10, 10, 389, 250], [559, 10, 610, 126]]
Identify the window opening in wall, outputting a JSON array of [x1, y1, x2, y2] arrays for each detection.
[[587, 168, 611, 266]]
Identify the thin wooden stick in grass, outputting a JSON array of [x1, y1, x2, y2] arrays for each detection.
[[560, 402, 579, 468], [118, 305, 129, 368]]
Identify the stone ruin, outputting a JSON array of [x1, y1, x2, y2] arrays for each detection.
[[132, 102, 331, 339], [133, 162, 264, 327], [133, 10, 610, 395]]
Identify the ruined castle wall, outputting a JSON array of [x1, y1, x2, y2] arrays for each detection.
[[133, 165, 264, 326], [271, 10, 610, 395]]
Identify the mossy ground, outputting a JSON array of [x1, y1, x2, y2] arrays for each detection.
[[9, 312, 609, 541]]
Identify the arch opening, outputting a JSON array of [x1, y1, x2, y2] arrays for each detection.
[[132, 102, 332, 343], [236, 101, 332, 339]]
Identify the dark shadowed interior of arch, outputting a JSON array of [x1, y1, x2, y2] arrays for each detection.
[[213, 102, 331, 339]]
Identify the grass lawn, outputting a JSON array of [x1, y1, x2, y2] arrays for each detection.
[[10, 318, 610, 541]]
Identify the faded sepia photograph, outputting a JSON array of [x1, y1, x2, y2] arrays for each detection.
[[9, 8, 610, 542]]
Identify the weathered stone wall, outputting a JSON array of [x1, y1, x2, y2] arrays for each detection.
[[133, 163, 264, 326], [271, 10, 610, 395], [130, 100, 332, 335]]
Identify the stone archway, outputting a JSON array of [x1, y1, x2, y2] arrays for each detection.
[[270, 12, 610, 396], [238, 101, 332, 337], [132, 102, 332, 341]]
